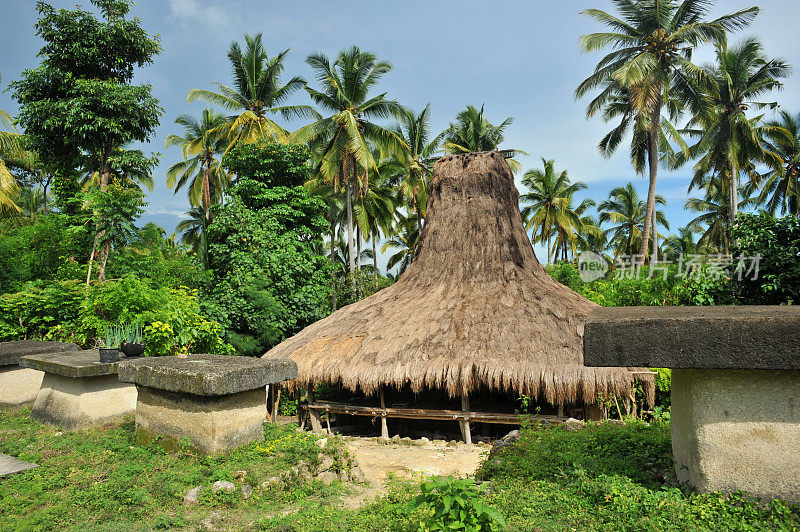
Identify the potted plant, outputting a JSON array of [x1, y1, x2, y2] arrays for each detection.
[[120, 322, 145, 357], [99, 325, 123, 363]]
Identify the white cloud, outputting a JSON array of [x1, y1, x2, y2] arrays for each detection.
[[167, 0, 235, 29]]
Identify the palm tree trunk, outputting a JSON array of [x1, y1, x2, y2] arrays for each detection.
[[346, 164, 356, 279], [729, 164, 739, 224], [547, 233, 552, 264], [638, 89, 663, 263], [356, 226, 362, 271], [651, 208, 658, 260], [330, 210, 337, 312], [203, 157, 212, 220], [373, 236, 379, 289]]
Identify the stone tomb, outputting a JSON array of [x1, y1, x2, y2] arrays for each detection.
[[118, 354, 297, 456], [0, 341, 78, 406], [584, 305, 800, 503], [19, 349, 137, 429]]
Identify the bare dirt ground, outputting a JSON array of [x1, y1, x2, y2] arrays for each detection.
[[341, 437, 490, 508]]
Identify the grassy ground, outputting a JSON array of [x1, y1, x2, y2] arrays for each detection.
[[1, 408, 799, 531]]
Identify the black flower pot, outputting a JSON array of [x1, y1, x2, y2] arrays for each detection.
[[120, 341, 145, 357], [99, 348, 119, 363]]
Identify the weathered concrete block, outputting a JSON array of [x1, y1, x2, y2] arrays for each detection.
[[0, 340, 78, 367], [0, 341, 77, 406], [118, 354, 297, 395], [0, 366, 44, 406], [134, 386, 266, 456], [583, 306, 800, 369], [20, 349, 136, 429], [118, 354, 297, 456], [672, 369, 800, 502], [31, 372, 137, 429]]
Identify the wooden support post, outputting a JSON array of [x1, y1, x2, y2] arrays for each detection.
[[379, 387, 389, 439], [308, 386, 323, 433], [271, 388, 281, 423], [459, 394, 472, 444], [557, 403, 564, 418]]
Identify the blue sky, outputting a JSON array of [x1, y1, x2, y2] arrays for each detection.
[[2, 0, 799, 269]]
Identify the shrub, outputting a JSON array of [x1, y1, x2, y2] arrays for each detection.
[[411, 476, 505, 532], [731, 213, 800, 304]]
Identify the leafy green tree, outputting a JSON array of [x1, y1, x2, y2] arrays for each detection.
[[577, 0, 758, 258], [187, 33, 315, 147], [11, 0, 162, 192], [550, 194, 599, 263], [731, 213, 800, 304], [354, 167, 397, 287], [599, 183, 667, 257], [684, 179, 752, 253], [679, 38, 789, 224], [758, 111, 800, 217], [165, 109, 231, 216], [204, 141, 330, 356], [294, 46, 407, 277], [83, 184, 145, 283], [665, 226, 702, 257], [80, 147, 158, 192], [520, 159, 588, 263]]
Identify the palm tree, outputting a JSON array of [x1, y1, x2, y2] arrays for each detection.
[[442, 104, 512, 154], [758, 111, 800, 218], [599, 183, 667, 257], [165, 109, 232, 217], [684, 179, 748, 253], [382, 211, 420, 276], [577, 0, 758, 258], [679, 38, 790, 224], [293, 45, 407, 278], [550, 194, 599, 263], [520, 158, 588, 264], [177, 205, 214, 265], [0, 109, 22, 213], [392, 105, 440, 231], [665, 226, 701, 257], [187, 33, 316, 148]]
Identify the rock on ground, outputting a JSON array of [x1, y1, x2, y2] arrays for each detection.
[[211, 480, 235, 493], [183, 486, 203, 505]]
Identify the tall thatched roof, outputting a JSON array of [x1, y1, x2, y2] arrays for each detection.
[[264, 151, 654, 405]]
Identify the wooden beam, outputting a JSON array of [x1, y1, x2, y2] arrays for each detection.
[[459, 394, 472, 444], [379, 387, 389, 439], [271, 388, 281, 423], [308, 387, 323, 433], [305, 400, 565, 425]]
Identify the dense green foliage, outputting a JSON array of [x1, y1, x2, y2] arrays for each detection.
[[546, 262, 732, 307], [731, 213, 800, 304], [202, 141, 331, 356]]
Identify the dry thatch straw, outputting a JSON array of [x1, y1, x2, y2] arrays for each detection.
[[264, 151, 654, 406]]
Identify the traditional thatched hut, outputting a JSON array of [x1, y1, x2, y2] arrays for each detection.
[[264, 151, 653, 440]]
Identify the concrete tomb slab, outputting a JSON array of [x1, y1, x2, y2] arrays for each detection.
[[118, 354, 298, 456], [0, 453, 38, 477], [0, 340, 78, 406], [584, 306, 800, 502], [19, 349, 137, 429]]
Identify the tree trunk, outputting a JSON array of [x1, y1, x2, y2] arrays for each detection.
[[330, 211, 337, 311], [86, 238, 97, 286], [356, 226, 362, 271], [651, 208, 658, 260], [345, 158, 356, 281], [203, 157, 212, 219], [729, 164, 739, 224], [638, 89, 663, 263], [547, 233, 551, 264], [373, 236, 379, 289]]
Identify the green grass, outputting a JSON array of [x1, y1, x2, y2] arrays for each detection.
[[2, 409, 799, 531]]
